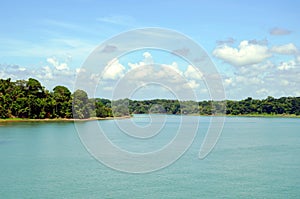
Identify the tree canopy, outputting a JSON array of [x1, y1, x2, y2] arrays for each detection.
[[0, 78, 299, 119]]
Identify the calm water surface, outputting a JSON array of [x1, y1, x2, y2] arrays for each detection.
[[0, 115, 300, 198]]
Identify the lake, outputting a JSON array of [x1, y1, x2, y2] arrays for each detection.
[[0, 115, 300, 198]]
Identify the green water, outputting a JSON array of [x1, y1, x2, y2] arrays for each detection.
[[0, 116, 300, 198]]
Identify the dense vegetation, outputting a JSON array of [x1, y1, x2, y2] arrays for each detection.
[[0, 78, 299, 119], [128, 97, 300, 116], [0, 78, 112, 119]]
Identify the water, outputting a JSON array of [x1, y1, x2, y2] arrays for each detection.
[[0, 116, 300, 198]]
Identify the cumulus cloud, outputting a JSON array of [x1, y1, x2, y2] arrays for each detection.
[[222, 56, 300, 99], [127, 65, 154, 80], [0, 64, 31, 80], [213, 40, 271, 66], [128, 51, 153, 70], [184, 65, 203, 80], [128, 61, 145, 70], [143, 52, 152, 59], [161, 62, 183, 76], [40, 66, 53, 80], [0, 56, 77, 92], [75, 68, 86, 74], [280, 79, 290, 86], [223, 78, 234, 87], [296, 54, 300, 63], [18, 67, 26, 71], [269, 27, 292, 35], [112, 63, 198, 100], [47, 57, 69, 70], [103, 51, 203, 98], [270, 43, 298, 55], [128, 53, 181, 78], [256, 88, 269, 95], [185, 80, 199, 89], [277, 60, 296, 71], [102, 58, 125, 80]]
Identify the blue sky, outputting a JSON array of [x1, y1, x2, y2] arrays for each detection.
[[0, 0, 299, 100]]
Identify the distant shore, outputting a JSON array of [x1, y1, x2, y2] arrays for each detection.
[[224, 113, 300, 118], [141, 113, 300, 118], [0, 116, 131, 123], [1, 114, 299, 124]]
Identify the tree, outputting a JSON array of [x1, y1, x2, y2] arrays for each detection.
[[0, 78, 13, 118], [95, 100, 112, 118], [112, 99, 130, 117], [73, 89, 90, 119], [53, 86, 72, 118]]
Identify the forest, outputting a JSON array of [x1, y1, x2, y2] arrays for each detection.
[[0, 78, 300, 119]]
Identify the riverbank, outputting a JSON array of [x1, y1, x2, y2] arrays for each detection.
[[1, 114, 299, 124], [144, 113, 300, 118], [224, 113, 300, 118]]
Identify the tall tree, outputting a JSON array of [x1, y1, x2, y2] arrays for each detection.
[[53, 86, 72, 118], [73, 89, 90, 119]]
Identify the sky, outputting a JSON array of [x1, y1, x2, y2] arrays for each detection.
[[0, 0, 299, 100]]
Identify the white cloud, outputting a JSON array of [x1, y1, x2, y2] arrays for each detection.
[[90, 73, 100, 83], [128, 61, 144, 70], [47, 57, 69, 70], [103, 86, 114, 91], [213, 40, 271, 66], [277, 60, 296, 70], [271, 43, 298, 54], [184, 65, 203, 80], [297, 54, 300, 63], [222, 55, 300, 99], [224, 78, 234, 87], [185, 80, 199, 89], [42, 66, 53, 79], [280, 80, 290, 86], [256, 88, 269, 95], [128, 66, 154, 80], [18, 67, 26, 71], [102, 58, 125, 80], [161, 62, 183, 76], [128, 52, 153, 70], [76, 68, 86, 74], [143, 52, 152, 59]]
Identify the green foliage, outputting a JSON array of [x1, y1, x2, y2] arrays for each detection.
[[112, 99, 130, 117], [0, 78, 300, 119], [225, 96, 300, 116], [0, 78, 115, 119], [53, 86, 72, 118], [72, 89, 91, 119], [95, 99, 112, 118]]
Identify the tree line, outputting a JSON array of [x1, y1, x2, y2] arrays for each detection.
[[127, 97, 300, 116], [0, 78, 299, 119], [0, 78, 112, 119]]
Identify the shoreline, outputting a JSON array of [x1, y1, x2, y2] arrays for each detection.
[[223, 114, 300, 118], [133, 113, 300, 118], [0, 114, 299, 123]]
